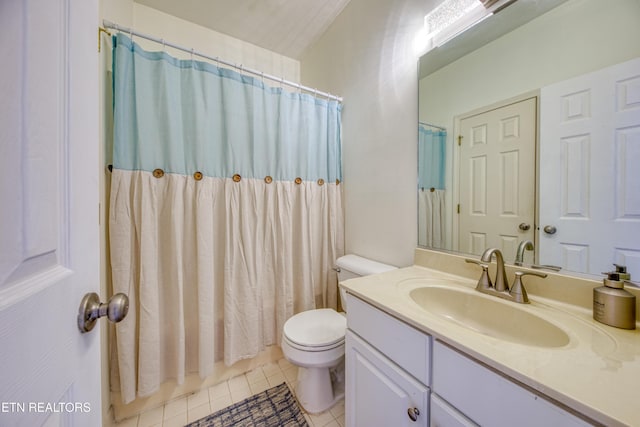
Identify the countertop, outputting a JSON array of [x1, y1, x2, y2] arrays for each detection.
[[340, 265, 640, 427]]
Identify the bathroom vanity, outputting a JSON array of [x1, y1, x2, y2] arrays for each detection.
[[341, 250, 640, 427]]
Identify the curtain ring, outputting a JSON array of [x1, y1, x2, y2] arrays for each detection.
[[190, 48, 194, 61], [313, 88, 318, 98], [161, 38, 165, 51]]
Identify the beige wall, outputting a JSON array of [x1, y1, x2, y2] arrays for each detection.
[[300, 0, 436, 268], [131, 4, 299, 80]]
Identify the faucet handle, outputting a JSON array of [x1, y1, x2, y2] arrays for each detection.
[[510, 271, 547, 304], [465, 259, 492, 291]]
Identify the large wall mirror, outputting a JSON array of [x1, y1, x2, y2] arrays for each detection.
[[418, 0, 640, 279]]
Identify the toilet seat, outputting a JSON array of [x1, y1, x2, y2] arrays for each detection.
[[283, 309, 346, 350], [283, 334, 344, 352]]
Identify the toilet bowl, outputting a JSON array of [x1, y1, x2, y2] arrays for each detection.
[[281, 255, 396, 414], [281, 309, 346, 414]]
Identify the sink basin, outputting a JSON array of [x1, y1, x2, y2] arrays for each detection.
[[409, 286, 570, 348]]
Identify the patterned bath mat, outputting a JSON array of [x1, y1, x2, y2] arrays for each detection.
[[185, 382, 308, 427]]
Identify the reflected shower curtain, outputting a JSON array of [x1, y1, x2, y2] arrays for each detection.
[[108, 34, 344, 404], [418, 189, 445, 247], [418, 127, 446, 248]]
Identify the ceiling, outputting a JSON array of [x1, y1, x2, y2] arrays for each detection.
[[134, 0, 353, 59]]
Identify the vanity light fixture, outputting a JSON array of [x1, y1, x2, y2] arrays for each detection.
[[415, 0, 517, 54]]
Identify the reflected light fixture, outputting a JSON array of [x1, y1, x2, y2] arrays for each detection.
[[414, 0, 516, 55]]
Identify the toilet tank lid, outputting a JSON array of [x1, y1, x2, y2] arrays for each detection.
[[335, 254, 396, 276]]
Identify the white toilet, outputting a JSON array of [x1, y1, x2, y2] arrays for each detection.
[[281, 254, 396, 414]]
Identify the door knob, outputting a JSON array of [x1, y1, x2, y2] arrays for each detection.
[[78, 292, 129, 333], [519, 223, 531, 231], [543, 225, 557, 235]]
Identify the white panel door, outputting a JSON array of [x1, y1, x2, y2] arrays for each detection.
[[540, 57, 640, 276], [458, 97, 536, 262], [0, 1, 100, 426]]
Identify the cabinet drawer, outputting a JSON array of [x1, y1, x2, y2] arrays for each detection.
[[433, 341, 590, 427], [346, 294, 431, 385]]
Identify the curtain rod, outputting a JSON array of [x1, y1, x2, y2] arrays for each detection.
[[102, 20, 343, 103], [419, 121, 446, 131]]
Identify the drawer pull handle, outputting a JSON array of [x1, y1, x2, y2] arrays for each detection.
[[407, 407, 420, 422]]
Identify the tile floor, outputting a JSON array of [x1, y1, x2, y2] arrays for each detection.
[[110, 358, 345, 427]]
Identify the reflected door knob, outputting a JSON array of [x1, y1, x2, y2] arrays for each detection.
[[543, 225, 557, 235], [77, 292, 129, 333], [519, 223, 531, 231]]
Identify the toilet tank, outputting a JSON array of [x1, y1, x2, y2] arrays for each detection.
[[335, 254, 396, 311]]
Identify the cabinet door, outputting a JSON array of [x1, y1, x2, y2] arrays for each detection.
[[345, 330, 429, 427], [433, 341, 590, 427], [431, 394, 478, 427]]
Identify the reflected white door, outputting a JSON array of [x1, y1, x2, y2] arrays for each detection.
[[458, 97, 536, 262], [0, 1, 100, 426], [539, 57, 640, 276]]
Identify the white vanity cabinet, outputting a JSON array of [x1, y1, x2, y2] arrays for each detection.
[[346, 294, 594, 427], [345, 295, 431, 427]]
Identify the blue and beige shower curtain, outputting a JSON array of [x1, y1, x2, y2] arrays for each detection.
[[109, 34, 344, 403]]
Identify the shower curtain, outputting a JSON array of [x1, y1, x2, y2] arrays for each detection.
[[108, 34, 344, 404], [418, 126, 446, 248]]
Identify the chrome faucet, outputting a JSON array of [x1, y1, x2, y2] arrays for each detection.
[[514, 240, 534, 266], [466, 247, 547, 304]]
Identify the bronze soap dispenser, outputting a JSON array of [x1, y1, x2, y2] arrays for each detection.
[[593, 270, 636, 330]]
